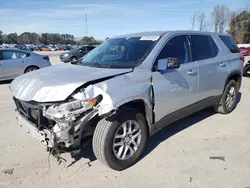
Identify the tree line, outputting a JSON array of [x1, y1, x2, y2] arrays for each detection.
[[0, 31, 103, 45], [1, 4, 250, 45], [190, 4, 250, 43]]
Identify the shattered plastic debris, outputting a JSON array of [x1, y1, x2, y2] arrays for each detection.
[[209, 156, 225, 161], [2, 168, 14, 175]]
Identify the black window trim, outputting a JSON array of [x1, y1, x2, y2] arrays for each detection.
[[152, 34, 192, 71], [188, 34, 220, 61]]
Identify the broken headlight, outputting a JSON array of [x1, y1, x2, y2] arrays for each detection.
[[44, 95, 102, 122]]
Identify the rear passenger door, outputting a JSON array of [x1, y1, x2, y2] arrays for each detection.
[[79, 47, 88, 58], [189, 35, 229, 100], [219, 35, 242, 74]]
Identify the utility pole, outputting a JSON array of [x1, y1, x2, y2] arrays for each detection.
[[85, 3, 88, 36]]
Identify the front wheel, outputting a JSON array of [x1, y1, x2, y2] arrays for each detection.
[[243, 65, 250, 77], [213, 80, 238, 114], [70, 56, 77, 63], [92, 108, 148, 171]]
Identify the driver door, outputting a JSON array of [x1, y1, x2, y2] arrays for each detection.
[[79, 47, 88, 58], [152, 35, 199, 122]]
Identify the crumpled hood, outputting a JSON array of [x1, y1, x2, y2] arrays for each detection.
[[10, 64, 131, 102]]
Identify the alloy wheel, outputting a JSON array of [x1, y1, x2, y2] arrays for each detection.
[[113, 120, 142, 160]]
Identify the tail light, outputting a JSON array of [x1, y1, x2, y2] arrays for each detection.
[[240, 56, 244, 63], [43, 56, 49, 61]]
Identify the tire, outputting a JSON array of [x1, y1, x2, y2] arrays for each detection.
[[243, 65, 250, 77], [25, 66, 39, 73], [70, 56, 77, 63], [92, 108, 148, 171], [213, 80, 238, 114]]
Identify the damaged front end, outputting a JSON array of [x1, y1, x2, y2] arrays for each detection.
[[14, 89, 104, 154]]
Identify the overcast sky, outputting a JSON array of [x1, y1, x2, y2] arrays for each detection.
[[0, 0, 249, 39]]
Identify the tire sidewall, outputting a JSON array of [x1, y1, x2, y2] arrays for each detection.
[[103, 109, 148, 170], [25, 66, 38, 73], [220, 80, 238, 113], [244, 65, 250, 77], [70, 57, 77, 62]]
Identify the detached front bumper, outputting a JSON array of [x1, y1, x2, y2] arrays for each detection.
[[15, 109, 54, 147]]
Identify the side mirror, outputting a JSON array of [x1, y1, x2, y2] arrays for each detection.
[[157, 58, 168, 71], [157, 57, 180, 71]]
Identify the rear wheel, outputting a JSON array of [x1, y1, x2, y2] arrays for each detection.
[[92, 108, 148, 171], [213, 80, 238, 114], [25, 66, 39, 73]]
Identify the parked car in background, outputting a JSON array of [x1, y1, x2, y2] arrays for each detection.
[[0, 48, 51, 81], [240, 47, 250, 56], [48, 45, 58, 51], [41, 45, 50, 51], [10, 31, 242, 171], [60, 45, 95, 63], [243, 61, 250, 77], [65, 45, 72, 51], [14, 44, 28, 51]]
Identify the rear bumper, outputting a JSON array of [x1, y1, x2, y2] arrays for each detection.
[[15, 109, 54, 147]]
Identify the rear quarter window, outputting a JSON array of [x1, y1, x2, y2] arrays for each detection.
[[219, 35, 240, 53], [190, 35, 218, 61]]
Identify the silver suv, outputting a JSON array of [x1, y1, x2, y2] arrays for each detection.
[[10, 31, 243, 171]]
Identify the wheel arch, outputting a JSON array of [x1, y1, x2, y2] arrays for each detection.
[[24, 65, 39, 73], [113, 99, 152, 135], [70, 56, 77, 60], [225, 71, 242, 91]]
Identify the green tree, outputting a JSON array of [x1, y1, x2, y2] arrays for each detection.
[[0, 30, 3, 44], [228, 10, 250, 43], [5, 33, 18, 44]]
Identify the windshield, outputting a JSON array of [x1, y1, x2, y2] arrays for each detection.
[[81, 37, 158, 68]]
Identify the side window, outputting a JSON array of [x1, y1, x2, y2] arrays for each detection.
[[190, 35, 216, 61], [80, 47, 85, 52], [2, 51, 20, 60], [156, 35, 190, 64], [219, 35, 240, 53], [17, 52, 29, 58]]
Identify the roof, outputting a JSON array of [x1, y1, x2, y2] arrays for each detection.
[[0, 48, 21, 51], [112, 30, 231, 38], [113, 31, 167, 38], [0, 48, 35, 54]]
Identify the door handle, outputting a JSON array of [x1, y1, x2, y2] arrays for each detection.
[[187, 70, 197, 75], [220, 62, 227, 67]]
